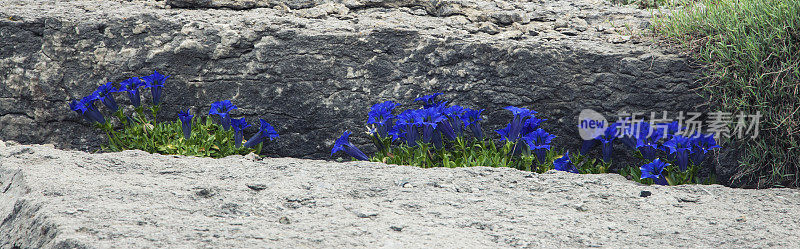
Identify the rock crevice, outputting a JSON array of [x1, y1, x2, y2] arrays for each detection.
[[1, 0, 701, 159]]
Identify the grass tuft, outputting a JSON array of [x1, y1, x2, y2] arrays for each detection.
[[653, 0, 800, 188]]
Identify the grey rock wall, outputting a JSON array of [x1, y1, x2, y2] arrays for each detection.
[[0, 0, 702, 159]]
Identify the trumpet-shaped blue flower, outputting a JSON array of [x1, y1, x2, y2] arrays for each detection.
[[231, 117, 251, 147], [504, 106, 537, 118], [496, 106, 537, 143], [553, 151, 579, 174], [635, 122, 664, 161], [209, 100, 238, 129], [141, 70, 169, 105], [690, 133, 721, 166], [69, 93, 105, 124], [414, 93, 443, 108], [243, 119, 279, 148], [663, 135, 693, 171], [120, 77, 144, 107], [367, 101, 400, 138], [521, 117, 546, 135], [94, 82, 121, 112], [460, 108, 484, 138], [496, 123, 513, 141], [640, 158, 669, 186], [178, 109, 193, 140], [331, 131, 370, 161], [440, 105, 465, 139], [418, 105, 446, 144], [392, 109, 422, 146], [522, 128, 556, 164]]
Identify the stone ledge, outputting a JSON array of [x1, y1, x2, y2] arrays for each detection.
[[1, 144, 798, 248]]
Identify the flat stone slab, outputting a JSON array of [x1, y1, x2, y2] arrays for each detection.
[[1, 142, 798, 248]]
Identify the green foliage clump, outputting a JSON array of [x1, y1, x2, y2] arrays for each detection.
[[370, 136, 566, 173], [654, 0, 800, 188], [101, 107, 260, 158], [70, 72, 275, 159]]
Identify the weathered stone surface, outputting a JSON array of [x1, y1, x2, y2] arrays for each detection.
[[0, 0, 702, 160], [1, 143, 799, 248]]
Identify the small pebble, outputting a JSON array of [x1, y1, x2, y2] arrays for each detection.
[[247, 184, 268, 191], [640, 190, 652, 197]]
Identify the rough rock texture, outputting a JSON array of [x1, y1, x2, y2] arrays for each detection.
[[0, 0, 701, 158], [1, 142, 798, 248]]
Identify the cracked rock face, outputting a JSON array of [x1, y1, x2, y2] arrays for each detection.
[[1, 143, 799, 248], [0, 0, 701, 159]]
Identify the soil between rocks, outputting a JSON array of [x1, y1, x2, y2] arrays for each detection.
[[1, 142, 798, 248]]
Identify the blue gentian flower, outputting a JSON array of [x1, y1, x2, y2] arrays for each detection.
[[595, 123, 619, 162], [640, 158, 669, 186], [634, 122, 664, 161], [331, 131, 370, 161], [522, 128, 556, 164], [437, 118, 458, 141], [496, 106, 537, 143], [243, 119, 279, 148], [392, 110, 421, 146], [69, 100, 88, 122], [440, 105, 465, 140], [414, 93, 443, 108], [94, 82, 121, 112], [120, 77, 144, 107], [553, 151, 579, 174], [178, 109, 193, 140], [367, 101, 400, 138], [418, 105, 446, 144], [496, 124, 513, 141], [209, 100, 238, 129], [663, 135, 693, 171], [231, 117, 251, 148], [496, 106, 539, 155], [689, 133, 721, 166], [141, 70, 169, 105], [79, 93, 106, 124], [460, 108, 484, 138], [521, 117, 546, 135], [69, 93, 105, 124]]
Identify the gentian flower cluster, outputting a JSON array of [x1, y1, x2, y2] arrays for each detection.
[[203, 100, 279, 149], [70, 71, 168, 124], [580, 118, 722, 185], [331, 93, 557, 173], [495, 106, 549, 156], [68, 70, 280, 158], [70, 93, 106, 124], [383, 94, 487, 150]]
